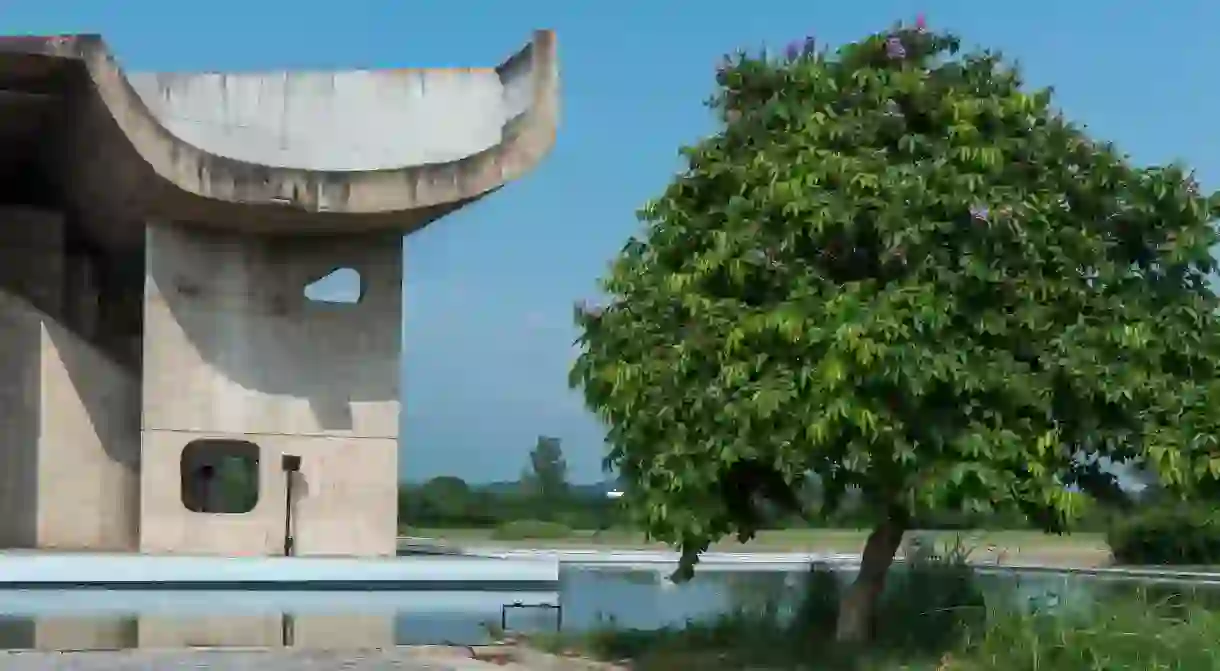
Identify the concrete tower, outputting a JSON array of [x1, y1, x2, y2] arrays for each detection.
[[0, 31, 559, 556]]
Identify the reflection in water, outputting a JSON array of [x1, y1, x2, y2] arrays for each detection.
[[0, 591, 560, 651], [0, 568, 1215, 651]]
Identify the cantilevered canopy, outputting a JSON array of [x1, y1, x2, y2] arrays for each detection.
[[0, 31, 558, 246]]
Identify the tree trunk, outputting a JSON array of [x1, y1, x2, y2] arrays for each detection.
[[834, 513, 907, 644]]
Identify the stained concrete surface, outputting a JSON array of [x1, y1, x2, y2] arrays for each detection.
[[127, 69, 509, 171], [138, 223, 401, 557]]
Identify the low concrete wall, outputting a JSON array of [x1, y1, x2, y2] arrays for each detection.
[[0, 290, 140, 551]]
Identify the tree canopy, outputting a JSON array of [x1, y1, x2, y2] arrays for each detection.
[[523, 435, 570, 500], [570, 18, 1220, 641]]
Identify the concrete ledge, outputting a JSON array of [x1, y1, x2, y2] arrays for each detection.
[[0, 646, 620, 671], [449, 547, 859, 572], [0, 552, 559, 591], [0, 589, 558, 617], [0, 647, 537, 670], [407, 543, 1220, 584]]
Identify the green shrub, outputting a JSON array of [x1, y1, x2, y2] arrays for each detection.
[[1106, 504, 1220, 565], [490, 519, 572, 541]]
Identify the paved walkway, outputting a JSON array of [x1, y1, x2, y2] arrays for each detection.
[[0, 648, 526, 670]]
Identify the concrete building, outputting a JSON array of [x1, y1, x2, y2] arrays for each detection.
[[0, 31, 559, 557]]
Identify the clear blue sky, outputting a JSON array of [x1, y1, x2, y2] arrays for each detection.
[[11, 1, 1218, 483]]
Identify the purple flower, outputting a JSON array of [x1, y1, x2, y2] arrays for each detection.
[[785, 40, 801, 61], [885, 36, 907, 60], [969, 205, 989, 222], [803, 36, 817, 57]]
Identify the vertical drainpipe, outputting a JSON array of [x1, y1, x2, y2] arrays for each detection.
[[281, 454, 301, 556]]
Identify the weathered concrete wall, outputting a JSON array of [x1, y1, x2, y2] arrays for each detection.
[[138, 615, 282, 649], [139, 223, 401, 557], [33, 618, 136, 651], [36, 316, 141, 550], [127, 69, 507, 171], [137, 614, 393, 649], [289, 614, 395, 649], [0, 292, 43, 548], [0, 290, 140, 551], [22, 614, 392, 650]]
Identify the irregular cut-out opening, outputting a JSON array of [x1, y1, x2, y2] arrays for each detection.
[[304, 267, 363, 304], [181, 439, 260, 514]]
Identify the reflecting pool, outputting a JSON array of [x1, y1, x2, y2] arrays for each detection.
[[0, 565, 1215, 651]]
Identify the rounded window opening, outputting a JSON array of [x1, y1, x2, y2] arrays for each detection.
[[304, 267, 362, 304], [181, 439, 260, 514]]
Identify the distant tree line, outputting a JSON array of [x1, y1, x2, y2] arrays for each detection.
[[398, 436, 1157, 534], [397, 435, 626, 531]]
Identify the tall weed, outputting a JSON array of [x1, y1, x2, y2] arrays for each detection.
[[950, 588, 1220, 670]]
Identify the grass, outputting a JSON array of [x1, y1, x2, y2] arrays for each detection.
[[525, 539, 1220, 670], [402, 527, 1111, 567], [953, 595, 1220, 670]]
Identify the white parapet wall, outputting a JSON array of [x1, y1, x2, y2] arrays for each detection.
[[0, 552, 560, 591]]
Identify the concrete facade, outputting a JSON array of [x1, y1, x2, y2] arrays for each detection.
[[0, 31, 559, 556], [139, 224, 401, 556]]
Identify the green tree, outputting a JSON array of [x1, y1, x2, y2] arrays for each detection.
[[523, 435, 569, 501], [570, 19, 1220, 643], [417, 475, 473, 521]]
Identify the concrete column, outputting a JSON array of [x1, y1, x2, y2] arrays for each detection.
[[139, 222, 401, 557]]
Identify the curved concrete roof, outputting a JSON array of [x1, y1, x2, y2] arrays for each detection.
[[0, 31, 558, 239]]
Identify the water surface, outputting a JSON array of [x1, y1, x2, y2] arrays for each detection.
[[0, 565, 1213, 650]]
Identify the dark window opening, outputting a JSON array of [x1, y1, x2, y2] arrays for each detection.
[[180, 439, 260, 514]]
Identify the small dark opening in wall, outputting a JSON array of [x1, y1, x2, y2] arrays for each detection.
[[181, 439, 260, 514], [304, 267, 362, 304]]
